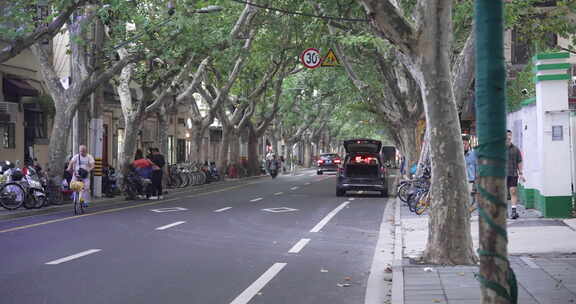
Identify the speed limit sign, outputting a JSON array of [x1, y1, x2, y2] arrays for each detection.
[[300, 48, 322, 69]]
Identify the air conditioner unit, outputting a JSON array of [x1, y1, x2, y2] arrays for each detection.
[[0, 102, 18, 123]]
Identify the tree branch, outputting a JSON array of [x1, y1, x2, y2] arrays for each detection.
[[0, 0, 88, 63], [357, 0, 417, 55], [30, 44, 65, 104], [78, 51, 143, 101]]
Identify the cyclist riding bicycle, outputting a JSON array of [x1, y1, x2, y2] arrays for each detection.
[[66, 145, 95, 208]]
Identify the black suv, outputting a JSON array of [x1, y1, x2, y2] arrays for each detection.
[[316, 153, 341, 175], [336, 139, 388, 197]]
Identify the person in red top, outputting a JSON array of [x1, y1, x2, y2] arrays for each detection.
[[132, 149, 155, 179]]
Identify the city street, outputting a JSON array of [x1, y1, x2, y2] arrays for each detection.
[[0, 171, 391, 304]]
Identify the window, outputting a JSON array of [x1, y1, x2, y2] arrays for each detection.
[[0, 122, 15, 149], [117, 128, 125, 159]]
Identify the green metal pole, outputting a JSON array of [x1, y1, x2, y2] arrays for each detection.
[[475, 1, 517, 303]]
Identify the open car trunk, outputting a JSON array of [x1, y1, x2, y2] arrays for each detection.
[[345, 164, 379, 178]]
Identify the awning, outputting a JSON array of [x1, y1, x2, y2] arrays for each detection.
[[3, 77, 39, 97]]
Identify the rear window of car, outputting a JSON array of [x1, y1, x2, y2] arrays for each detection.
[[321, 154, 339, 159], [347, 154, 380, 165]]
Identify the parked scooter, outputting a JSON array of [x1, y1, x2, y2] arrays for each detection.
[[102, 165, 119, 197], [123, 166, 152, 200]]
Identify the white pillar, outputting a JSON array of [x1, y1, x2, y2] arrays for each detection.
[[534, 52, 573, 217]]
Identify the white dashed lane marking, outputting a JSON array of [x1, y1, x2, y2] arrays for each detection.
[[230, 263, 287, 304], [310, 201, 350, 233], [288, 239, 311, 253], [214, 207, 232, 212], [156, 221, 186, 231], [250, 197, 263, 202], [45, 249, 102, 265]]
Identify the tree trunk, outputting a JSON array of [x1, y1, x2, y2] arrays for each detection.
[[418, 0, 476, 264], [157, 109, 169, 157], [247, 126, 260, 176], [229, 129, 241, 169], [476, 1, 513, 303], [189, 122, 203, 163], [303, 139, 312, 168], [396, 122, 419, 170], [119, 116, 141, 177], [218, 126, 231, 177], [47, 107, 75, 184]]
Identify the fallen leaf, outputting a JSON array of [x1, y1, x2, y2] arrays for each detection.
[[344, 276, 352, 281], [432, 299, 441, 303]]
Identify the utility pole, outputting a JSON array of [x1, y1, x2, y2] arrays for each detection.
[[90, 12, 105, 198]]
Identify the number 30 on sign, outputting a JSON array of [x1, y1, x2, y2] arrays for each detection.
[[300, 48, 321, 69]]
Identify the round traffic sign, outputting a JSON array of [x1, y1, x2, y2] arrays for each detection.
[[300, 48, 322, 69]]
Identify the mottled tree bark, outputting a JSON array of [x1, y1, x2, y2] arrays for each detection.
[[359, 0, 477, 264]]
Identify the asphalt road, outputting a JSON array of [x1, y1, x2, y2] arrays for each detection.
[[0, 170, 391, 304]]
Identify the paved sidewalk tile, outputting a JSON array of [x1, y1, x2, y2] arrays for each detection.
[[404, 255, 576, 304]]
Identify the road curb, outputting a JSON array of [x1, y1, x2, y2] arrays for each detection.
[[391, 198, 405, 304], [364, 198, 395, 304]]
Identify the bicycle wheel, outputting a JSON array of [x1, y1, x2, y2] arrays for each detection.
[[397, 182, 411, 203], [31, 189, 47, 209], [0, 182, 25, 210], [73, 192, 84, 215], [414, 191, 430, 215]]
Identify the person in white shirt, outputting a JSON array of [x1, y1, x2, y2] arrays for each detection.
[[66, 145, 95, 207]]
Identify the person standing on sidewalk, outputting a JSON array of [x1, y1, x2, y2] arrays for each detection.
[[507, 130, 524, 219], [67, 145, 95, 207], [463, 138, 477, 206], [149, 148, 165, 199]]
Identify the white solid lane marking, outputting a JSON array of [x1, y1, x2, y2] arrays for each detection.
[[520, 256, 540, 269], [274, 192, 283, 195], [230, 263, 287, 304], [214, 207, 232, 212], [349, 198, 355, 201], [250, 197, 263, 202], [155, 221, 186, 231], [310, 201, 350, 233], [290, 186, 299, 190], [288, 239, 311, 253], [46, 249, 102, 265]]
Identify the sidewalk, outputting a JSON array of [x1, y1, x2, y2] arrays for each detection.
[[394, 199, 576, 304]]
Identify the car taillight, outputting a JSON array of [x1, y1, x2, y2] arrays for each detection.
[[318, 160, 324, 164], [334, 159, 341, 164]]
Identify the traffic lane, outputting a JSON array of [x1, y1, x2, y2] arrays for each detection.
[[0, 172, 356, 302], [250, 197, 389, 304], [0, 177, 271, 231], [0, 171, 334, 274], [0, 174, 344, 297], [0, 224, 284, 304]]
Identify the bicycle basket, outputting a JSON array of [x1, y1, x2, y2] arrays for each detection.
[[70, 181, 85, 191]]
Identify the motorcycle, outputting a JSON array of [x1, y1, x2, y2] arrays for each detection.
[[269, 168, 278, 179]]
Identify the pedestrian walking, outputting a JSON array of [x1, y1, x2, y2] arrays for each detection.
[[66, 145, 95, 207], [149, 148, 165, 199], [507, 130, 524, 219], [463, 138, 477, 206]]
